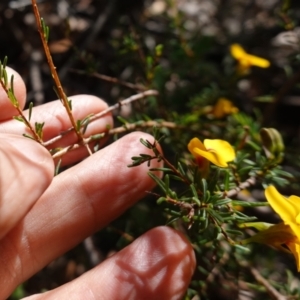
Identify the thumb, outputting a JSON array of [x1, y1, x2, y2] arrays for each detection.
[[0, 134, 54, 239]]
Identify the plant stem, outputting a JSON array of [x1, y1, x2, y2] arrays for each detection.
[[31, 0, 91, 155]]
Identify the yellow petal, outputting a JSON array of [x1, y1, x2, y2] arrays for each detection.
[[245, 53, 270, 68], [240, 223, 295, 246], [286, 242, 300, 271], [212, 98, 239, 118], [265, 186, 299, 223], [204, 139, 235, 166], [193, 147, 228, 167], [288, 222, 300, 245], [188, 138, 236, 168], [187, 138, 211, 175], [265, 186, 300, 248], [230, 43, 270, 70], [230, 44, 247, 60], [188, 138, 206, 153]]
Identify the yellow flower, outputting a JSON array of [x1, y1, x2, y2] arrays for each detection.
[[239, 186, 300, 271], [265, 186, 300, 241], [188, 138, 236, 168], [212, 98, 239, 118], [240, 222, 300, 270], [230, 44, 270, 74]]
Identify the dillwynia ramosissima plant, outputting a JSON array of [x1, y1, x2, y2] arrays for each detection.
[[2, 0, 300, 299]]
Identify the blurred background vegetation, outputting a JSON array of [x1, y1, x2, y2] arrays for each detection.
[[1, 0, 300, 299]]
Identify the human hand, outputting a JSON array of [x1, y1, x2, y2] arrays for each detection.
[[0, 67, 195, 299]]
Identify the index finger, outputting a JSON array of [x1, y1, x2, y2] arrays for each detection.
[[0, 67, 26, 121], [0, 95, 113, 166]]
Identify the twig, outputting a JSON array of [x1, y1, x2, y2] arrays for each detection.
[[225, 177, 257, 198], [51, 119, 180, 159], [249, 266, 287, 300], [43, 89, 159, 147], [107, 119, 180, 135], [52, 144, 80, 159], [236, 259, 288, 299], [31, 0, 92, 155], [0, 71, 43, 143], [69, 69, 146, 91]]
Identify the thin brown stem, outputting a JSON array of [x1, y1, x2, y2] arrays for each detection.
[[43, 90, 160, 147], [108, 120, 181, 135], [31, 0, 91, 155], [51, 120, 181, 159], [237, 261, 288, 300], [249, 267, 287, 300], [224, 176, 257, 198], [69, 70, 146, 91], [0, 78, 43, 143]]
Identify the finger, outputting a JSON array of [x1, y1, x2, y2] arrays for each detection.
[[23, 227, 196, 300], [0, 67, 26, 121], [0, 132, 162, 298], [0, 134, 54, 240], [0, 95, 113, 165]]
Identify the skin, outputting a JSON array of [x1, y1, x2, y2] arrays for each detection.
[[0, 67, 196, 299]]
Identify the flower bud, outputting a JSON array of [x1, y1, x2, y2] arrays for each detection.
[[260, 128, 284, 162]]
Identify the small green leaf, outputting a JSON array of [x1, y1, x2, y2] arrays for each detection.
[[238, 166, 254, 175], [35, 122, 45, 139], [245, 140, 261, 151], [23, 133, 35, 140], [148, 172, 166, 192], [207, 208, 223, 224], [90, 133, 105, 140], [117, 116, 128, 124], [68, 99, 72, 110], [55, 159, 62, 175], [8, 89, 19, 107], [233, 244, 251, 253], [81, 115, 93, 134], [10, 74, 15, 94], [223, 170, 230, 191], [214, 198, 231, 206], [273, 168, 294, 178], [177, 162, 186, 176], [76, 119, 82, 132], [140, 138, 151, 149], [3, 56, 7, 69], [3, 68, 8, 86], [149, 167, 173, 172], [169, 174, 185, 181], [41, 18, 49, 42], [190, 184, 199, 199], [13, 116, 26, 123], [201, 178, 207, 195], [157, 197, 166, 204], [232, 201, 269, 207]]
